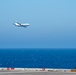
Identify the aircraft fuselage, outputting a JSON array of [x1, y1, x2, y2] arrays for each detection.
[[14, 22, 30, 28]]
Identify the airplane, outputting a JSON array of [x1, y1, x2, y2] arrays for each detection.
[[13, 21, 30, 28]]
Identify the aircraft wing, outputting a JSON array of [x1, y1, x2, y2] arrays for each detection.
[[21, 25, 28, 28]]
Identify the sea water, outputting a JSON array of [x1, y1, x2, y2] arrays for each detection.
[[0, 48, 76, 69]]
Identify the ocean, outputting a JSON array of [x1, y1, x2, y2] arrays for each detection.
[[0, 48, 76, 69]]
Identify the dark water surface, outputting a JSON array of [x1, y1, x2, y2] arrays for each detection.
[[0, 48, 76, 69]]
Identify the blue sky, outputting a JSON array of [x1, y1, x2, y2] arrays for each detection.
[[0, 0, 76, 48]]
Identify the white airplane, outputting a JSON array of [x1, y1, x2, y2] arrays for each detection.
[[13, 21, 30, 28]]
